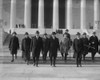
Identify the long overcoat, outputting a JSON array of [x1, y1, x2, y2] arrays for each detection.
[[30, 36, 43, 58], [22, 37, 31, 52], [89, 36, 98, 52], [49, 37, 59, 57], [81, 37, 89, 54], [42, 37, 50, 54], [9, 36, 19, 55], [73, 38, 83, 57]]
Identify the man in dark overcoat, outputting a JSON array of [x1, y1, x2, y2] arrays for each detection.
[[21, 35, 25, 59], [9, 32, 19, 62], [89, 32, 98, 62], [42, 33, 50, 62], [73, 32, 83, 67], [81, 33, 89, 61], [30, 31, 43, 67], [21, 32, 31, 65], [49, 32, 59, 67]]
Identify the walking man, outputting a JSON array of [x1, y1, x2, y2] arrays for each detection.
[[30, 31, 43, 67], [81, 32, 89, 61], [42, 33, 50, 62], [49, 32, 59, 67], [89, 32, 98, 62], [9, 32, 19, 62], [21, 32, 31, 65], [73, 32, 83, 67]]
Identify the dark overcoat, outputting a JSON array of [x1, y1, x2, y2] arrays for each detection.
[[49, 37, 59, 57], [22, 37, 31, 52], [42, 37, 50, 54], [21, 38, 25, 52], [89, 36, 98, 52], [73, 38, 83, 56], [81, 37, 89, 54], [9, 36, 19, 54], [30, 36, 43, 58]]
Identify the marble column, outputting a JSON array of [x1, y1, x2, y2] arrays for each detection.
[[10, 0, 16, 29], [94, 0, 99, 30], [0, 0, 3, 20], [66, 0, 73, 30], [53, 0, 59, 31], [38, 0, 44, 29], [81, 0, 86, 30], [24, 0, 31, 28]]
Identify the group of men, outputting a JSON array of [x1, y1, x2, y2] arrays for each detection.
[[9, 29, 99, 67]]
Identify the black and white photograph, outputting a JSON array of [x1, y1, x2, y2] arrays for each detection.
[[0, 0, 100, 80]]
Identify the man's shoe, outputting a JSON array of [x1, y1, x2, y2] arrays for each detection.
[[80, 65, 82, 67], [11, 60, 14, 62], [15, 56, 17, 59], [53, 64, 56, 67], [36, 64, 38, 67], [33, 63, 35, 66], [27, 62, 29, 65]]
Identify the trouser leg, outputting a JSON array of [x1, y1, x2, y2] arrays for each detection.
[[76, 55, 79, 67], [61, 53, 64, 59], [14, 51, 17, 59], [83, 54, 85, 61], [92, 52, 96, 62], [11, 54, 14, 62], [44, 52, 47, 61], [22, 51, 24, 58], [36, 57, 39, 67], [33, 57, 35, 65], [53, 56, 56, 67], [50, 57, 52, 66], [79, 55, 82, 67], [26, 52, 30, 65], [65, 52, 68, 61]]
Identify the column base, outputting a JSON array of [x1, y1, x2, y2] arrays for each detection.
[[9, 28, 53, 34]]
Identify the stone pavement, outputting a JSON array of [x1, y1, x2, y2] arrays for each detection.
[[0, 64, 100, 80], [0, 46, 100, 80]]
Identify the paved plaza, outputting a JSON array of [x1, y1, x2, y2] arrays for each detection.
[[0, 46, 100, 80]]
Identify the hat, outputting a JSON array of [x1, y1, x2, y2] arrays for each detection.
[[44, 33, 47, 35], [76, 32, 80, 35], [93, 32, 96, 34], [83, 32, 86, 35], [66, 29, 69, 31], [52, 32, 56, 35], [36, 31, 40, 34], [25, 32, 29, 35], [12, 32, 17, 35]]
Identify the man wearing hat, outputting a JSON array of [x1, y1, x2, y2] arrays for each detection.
[[73, 32, 83, 67], [30, 31, 43, 67], [42, 33, 50, 62], [65, 29, 70, 39], [81, 32, 89, 61], [60, 33, 71, 61], [21, 32, 31, 65], [89, 32, 98, 62], [49, 32, 59, 67], [9, 32, 19, 62]]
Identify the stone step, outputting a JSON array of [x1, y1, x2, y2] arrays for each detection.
[[0, 28, 3, 49], [1, 56, 100, 65]]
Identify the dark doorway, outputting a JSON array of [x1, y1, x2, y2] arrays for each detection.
[[31, 0, 38, 28]]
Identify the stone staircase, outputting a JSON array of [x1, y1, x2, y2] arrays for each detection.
[[0, 28, 3, 49]]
